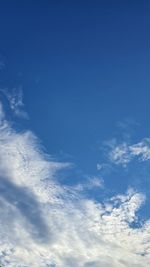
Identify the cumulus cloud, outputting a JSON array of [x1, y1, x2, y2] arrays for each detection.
[[0, 103, 150, 266], [108, 138, 150, 167]]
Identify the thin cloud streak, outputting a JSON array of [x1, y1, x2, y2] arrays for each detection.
[[0, 88, 28, 119]]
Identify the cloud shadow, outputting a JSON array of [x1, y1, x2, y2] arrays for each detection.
[[0, 176, 50, 243]]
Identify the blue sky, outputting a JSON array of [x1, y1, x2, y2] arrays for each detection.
[[1, 1, 150, 266]]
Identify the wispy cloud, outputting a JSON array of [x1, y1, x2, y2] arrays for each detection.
[[72, 176, 104, 192], [0, 87, 28, 118], [0, 103, 150, 266], [108, 138, 150, 167]]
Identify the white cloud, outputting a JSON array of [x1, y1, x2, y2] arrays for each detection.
[[72, 176, 104, 192], [0, 88, 28, 118], [109, 142, 131, 167], [130, 139, 150, 161], [0, 103, 150, 266], [108, 138, 150, 167]]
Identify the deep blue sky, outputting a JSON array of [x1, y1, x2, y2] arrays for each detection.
[[1, 1, 150, 196]]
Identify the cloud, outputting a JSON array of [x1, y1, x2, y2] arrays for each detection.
[[0, 88, 28, 118], [130, 139, 150, 160], [72, 176, 104, 192], [108, 138, 150, 167], [108, 142, 131, 166], [0, 103, 150, 266]]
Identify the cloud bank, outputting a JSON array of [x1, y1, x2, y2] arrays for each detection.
[[0, 103, 150, 267]]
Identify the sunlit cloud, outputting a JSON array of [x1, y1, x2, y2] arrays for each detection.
[[107, 139, 150, 167], [0, 102, 150, 266]]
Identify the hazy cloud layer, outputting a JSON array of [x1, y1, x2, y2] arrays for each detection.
[[0, 103, 150, 267]]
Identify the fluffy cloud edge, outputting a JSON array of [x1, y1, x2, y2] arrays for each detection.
[[0, 103, 150, 267]]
